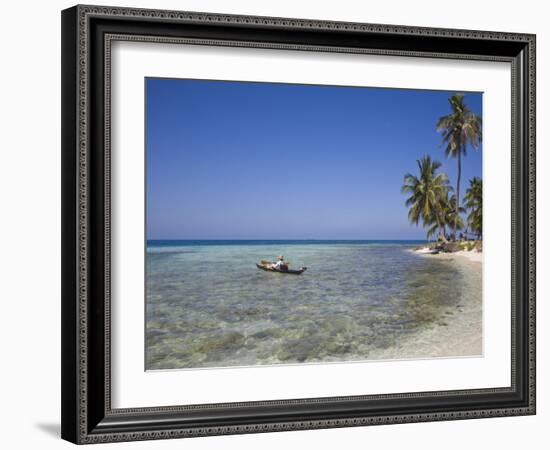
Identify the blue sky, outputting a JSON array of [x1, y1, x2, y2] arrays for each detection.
[[146, 78, 482, 240]]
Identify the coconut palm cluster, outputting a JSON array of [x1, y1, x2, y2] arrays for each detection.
[[402, 94, 482, 242]]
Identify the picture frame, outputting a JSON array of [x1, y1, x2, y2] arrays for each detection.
[[61, 4, 536, 444]]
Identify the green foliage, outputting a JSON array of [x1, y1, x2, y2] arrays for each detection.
[[443, 193, 465, 231], [412, 186, 465, 241], [436, 94, 482, 159], [436, 94, 482, 238], [402, 94, 483, 243], [401, 155, 451, 241], [464, 177, 483, 238]]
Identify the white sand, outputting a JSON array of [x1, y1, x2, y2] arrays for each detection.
[[369, 248, 483, 360], [413, 246, 482, 264], [414, 247, 438, 254], [453, 250, 482, 264]]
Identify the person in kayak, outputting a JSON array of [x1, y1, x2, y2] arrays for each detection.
[[271, 255, 285, 269]]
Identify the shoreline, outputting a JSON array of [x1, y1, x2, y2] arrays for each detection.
[[148, 241, 483, 368], [412, 242, 482, 264], [449, 250, 482, 264], [371, 251, 482, 359], [416, 248, 482, 264]]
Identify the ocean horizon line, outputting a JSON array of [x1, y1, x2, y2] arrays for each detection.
[[147, 239, 429, 246], [148, 238, 428, 241]]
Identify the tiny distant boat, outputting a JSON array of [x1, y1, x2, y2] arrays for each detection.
[[256, 261, 307, 275]]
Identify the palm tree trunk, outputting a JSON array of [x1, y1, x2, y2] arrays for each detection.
[[454, 150, 462, 241], [438, 215, 448, 243]]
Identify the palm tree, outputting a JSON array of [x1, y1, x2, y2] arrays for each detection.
[[402, 155, 451, 242], [463, 177, 482, 239], [436, 94, 482, 240], [444, 193, 465, 234], [425, 217, 442, 242], [424, 192, 464, 242]]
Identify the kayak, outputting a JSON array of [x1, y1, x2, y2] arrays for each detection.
[[256, 262, 307, 275]]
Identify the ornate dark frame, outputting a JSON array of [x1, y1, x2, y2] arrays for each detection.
[[61, 4, 536, 445]]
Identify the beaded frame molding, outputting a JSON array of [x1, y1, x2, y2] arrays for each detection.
[[61, 4, 536, 444]]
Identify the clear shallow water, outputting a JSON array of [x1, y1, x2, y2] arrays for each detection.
[[145, 241, 480, 370]]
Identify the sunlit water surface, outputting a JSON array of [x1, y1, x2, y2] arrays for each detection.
[[145, 241, 481, 370]]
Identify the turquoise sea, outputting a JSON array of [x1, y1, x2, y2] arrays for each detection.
[[145, 240, 481, 370]]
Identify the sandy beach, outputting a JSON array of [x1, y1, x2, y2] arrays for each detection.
[[370, 247, 483, 360], [452, 250, 482, 264], [414, 246, 483, 264]]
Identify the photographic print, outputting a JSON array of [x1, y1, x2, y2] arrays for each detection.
[[61, 8, 536, 442], [145, 78, 483, 371]]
